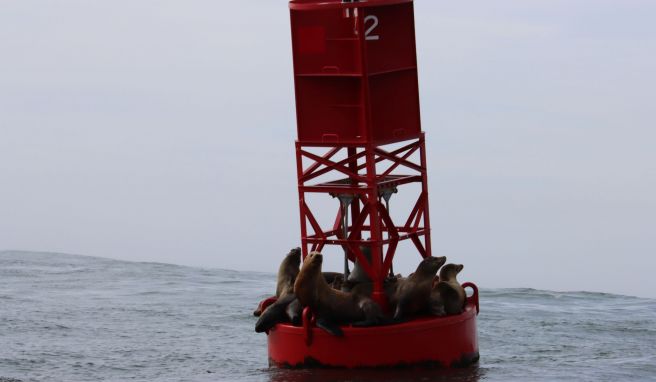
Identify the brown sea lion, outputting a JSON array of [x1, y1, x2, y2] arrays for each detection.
[[329, 273, 344, 290], [341, 247, 402, 296], [254, 248, 302, 331], [390, 256, 447, 321], [256, 270, 343, 332], [294, 252, 387, 336], [436, 263, 466, 315], [253, 297, 275, 317], [347, 246, 372, 284], [321, 272, 343, 288], [285, 298, 303, 325], [254, 251, 351, 331], [275, 247, 302, 297], [255, 294, 306, 333], [255, 294, 296, 332], [348, 273, 402, 298], [429, 275, 446, 316], [253, 248, 301, 317]]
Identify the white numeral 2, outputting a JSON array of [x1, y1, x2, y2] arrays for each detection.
[[364, 15, 379, 41]]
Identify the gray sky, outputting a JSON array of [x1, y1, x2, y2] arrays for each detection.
[[1, 1, 654, 298]]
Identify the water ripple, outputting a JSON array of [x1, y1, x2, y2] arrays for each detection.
[[0, 250, 655, 382]]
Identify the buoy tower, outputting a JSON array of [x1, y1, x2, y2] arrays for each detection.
[[257, 0, 480, 368], [291, 0, 430, 308]]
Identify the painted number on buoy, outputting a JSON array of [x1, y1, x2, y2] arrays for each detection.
[[364, 15, 380, 41]]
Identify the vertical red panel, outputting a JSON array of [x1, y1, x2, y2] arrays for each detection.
[[290, 1, 421, 145], [362, 3, 417, 74]]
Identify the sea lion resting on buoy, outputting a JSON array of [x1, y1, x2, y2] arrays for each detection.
[[255, 272, 344, 332], [254, 248, 303, 332], [254, 252, 348, 332], [347, 246, 372, 284], [255, 293, 296, 332], [429, 275, 446, 316], [322, 272, 344, 289], [342, 246, 400, 296], [253, 248, 301, 317], [294, 252, 387, 336], [348, 273, 402, 298], [389, 256, 446, 321], [435, 263, 465, 315], [329, 273, 344, 290], [276, 248, 302, 297]]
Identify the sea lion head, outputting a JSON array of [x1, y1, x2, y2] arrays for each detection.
[[347, 245, 372, 283], [276, 247, 303, 297], [415, 256, 447, 277], [294, 252, 324, 306], [301, 251, 323, 275], [439, 263, 464, 281], [282, 247, 302, 269]]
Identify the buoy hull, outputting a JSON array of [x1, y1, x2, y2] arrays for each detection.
[[267, 303, 479, 368]]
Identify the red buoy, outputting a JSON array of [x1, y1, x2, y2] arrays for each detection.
[[262, 0, 480, 368], [264, 283, 479, 368]]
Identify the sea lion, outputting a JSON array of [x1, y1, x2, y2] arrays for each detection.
[[254, 248, 302, 331], [329, 273, 344, 290], [436, 263, 466, 315], [347, 246, 372, 284], [255, 294, 296, 332], [342, 245, 394, 294], [275, 247, 302, 297], [254, 250, 350, 331], [255, 271, 343, 332], [428, 275, 446, 316], [294, 252, 387, 336], [321, 272, 343, 288], [390, 256, 447, 321], [348, 273, 401, 298], [253, 248, 301, 317], [285, 297, 302, 325], [253, 297, 274, 317]]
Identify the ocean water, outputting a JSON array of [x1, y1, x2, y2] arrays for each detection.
[[1, 251, 655, 382]]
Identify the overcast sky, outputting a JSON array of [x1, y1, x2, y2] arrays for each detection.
[[1, 1, 654, 298]]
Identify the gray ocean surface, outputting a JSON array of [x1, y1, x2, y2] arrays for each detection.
[[1, 251, 655, 382]]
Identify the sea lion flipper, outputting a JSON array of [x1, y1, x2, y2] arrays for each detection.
[[285, 298, 302, 326], [254, 304, 284, 333], [254, 294, 295, 333], [316, 317, 343, 337]]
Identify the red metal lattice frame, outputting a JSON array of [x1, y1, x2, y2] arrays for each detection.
[[295, 133, 431, 306]]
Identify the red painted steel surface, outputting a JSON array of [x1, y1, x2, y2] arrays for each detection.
[[294, 135, 433, 307], [290, 0, 420, 145], [266, 284, 480, 368], [290, 0, 413, 11], [290, 0, 430, 310]]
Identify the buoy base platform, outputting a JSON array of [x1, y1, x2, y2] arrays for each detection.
[[264, 282, 480, 369]]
